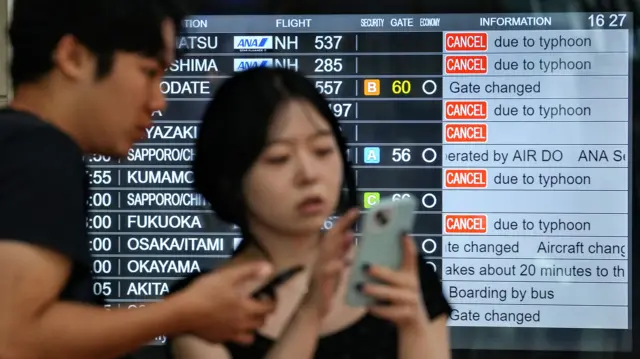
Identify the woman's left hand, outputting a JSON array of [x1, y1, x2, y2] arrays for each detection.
[[360, 235, 429, 332]]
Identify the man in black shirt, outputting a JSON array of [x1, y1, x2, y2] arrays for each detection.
[[0, 1, 277, 358]]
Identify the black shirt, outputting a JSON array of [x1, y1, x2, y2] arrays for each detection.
[[0, 108, 132, 359], [166, 257, 452, 359]]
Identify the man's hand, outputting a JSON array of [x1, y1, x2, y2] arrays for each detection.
[[176, 261, 276, 345], [0, 241, 272, 359]]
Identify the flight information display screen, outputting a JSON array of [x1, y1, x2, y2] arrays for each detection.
[[84, 12, 633, 352]]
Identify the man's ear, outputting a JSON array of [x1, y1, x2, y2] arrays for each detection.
[[52, 34, 95, 82]]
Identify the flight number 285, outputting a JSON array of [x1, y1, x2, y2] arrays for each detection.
[[314, 58, 343, 73]]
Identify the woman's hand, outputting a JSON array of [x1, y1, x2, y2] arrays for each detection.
[[300, 208, 359, 318], [361, 235, 429, 332]]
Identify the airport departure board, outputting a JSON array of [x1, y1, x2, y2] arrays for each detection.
[[84, 12, 633, 351]]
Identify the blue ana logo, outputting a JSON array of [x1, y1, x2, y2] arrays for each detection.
[[233, 58, 273, 72], [238, 37, 268, 47], [233, 36, 273, 51]]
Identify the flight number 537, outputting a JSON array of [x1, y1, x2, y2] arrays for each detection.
[[314, 35, 342, 50]]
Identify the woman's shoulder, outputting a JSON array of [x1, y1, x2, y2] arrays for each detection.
[[225, 314, 398, 359], [310, 315, 398, 357]]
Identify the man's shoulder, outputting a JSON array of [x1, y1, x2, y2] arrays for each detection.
[[0, 109, 91, 271], [0, 107, 51, 134], [0, 108, 83, 160]]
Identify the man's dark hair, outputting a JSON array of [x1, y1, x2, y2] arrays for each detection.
[[9, 0, 190, 87]]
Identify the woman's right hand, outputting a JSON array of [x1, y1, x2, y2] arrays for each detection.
[[300, 208, 360, 318]]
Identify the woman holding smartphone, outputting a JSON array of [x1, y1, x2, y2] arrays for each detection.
[[167, 67, 452, 359]]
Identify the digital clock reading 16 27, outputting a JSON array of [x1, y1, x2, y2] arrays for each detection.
[[588, 13, 627, 28]]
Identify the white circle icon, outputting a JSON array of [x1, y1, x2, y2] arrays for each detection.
[[421, 193, 437, 209], [421, 238, 437, 254], [422, 80, 437, 95], [421, 148, 437, 163]]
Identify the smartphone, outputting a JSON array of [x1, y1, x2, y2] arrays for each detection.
[[345, 195, 418, 307], [251, 265, 305, 300]]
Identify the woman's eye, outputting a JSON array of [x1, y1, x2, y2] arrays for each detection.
[[316, 148, 334, 157], [266, 156, 288, 164]]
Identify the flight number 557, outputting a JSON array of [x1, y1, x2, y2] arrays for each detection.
[[315, 80, 343, 95]]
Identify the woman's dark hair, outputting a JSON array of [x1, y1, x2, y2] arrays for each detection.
[[192, 67, 358, 256]]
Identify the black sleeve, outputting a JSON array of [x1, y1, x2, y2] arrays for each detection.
[[417, 256, 452, 320], [0, 126, 90, 265]]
